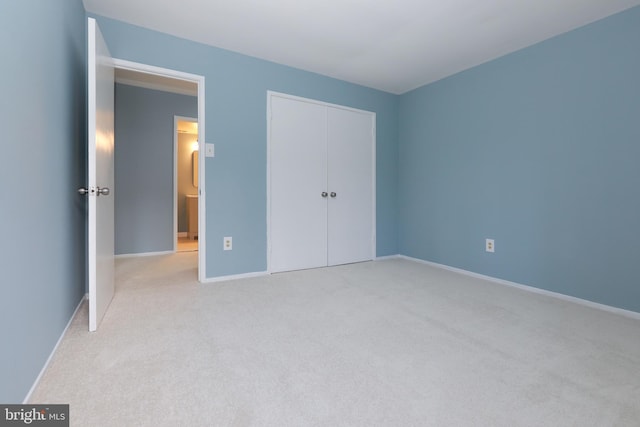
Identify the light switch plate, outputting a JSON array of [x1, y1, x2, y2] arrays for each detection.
[[205, 143, 215, 157]]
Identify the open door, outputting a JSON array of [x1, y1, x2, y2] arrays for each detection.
[[85, 17, 115, 331]]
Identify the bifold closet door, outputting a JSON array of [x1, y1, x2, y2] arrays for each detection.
[[270, 96, 328, 273], [327, 107, 374, 266]]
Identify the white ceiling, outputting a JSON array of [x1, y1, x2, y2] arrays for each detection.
[[115, 68, 198, 96], [84, 0, 640, 94], [176, 119, 198, 135]]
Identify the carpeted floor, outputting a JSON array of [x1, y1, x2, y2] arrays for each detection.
[[29, 255, 640, 426]]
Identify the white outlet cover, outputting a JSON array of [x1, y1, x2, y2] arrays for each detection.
[[486, 239, 495, 253], [224, 236, 232, 251]]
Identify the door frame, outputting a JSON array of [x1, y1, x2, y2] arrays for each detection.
[[266, 90, 376, 273], [113, 58, 206, 282], [173, 115, 198, 252]]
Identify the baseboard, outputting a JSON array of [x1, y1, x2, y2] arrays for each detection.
[[23, 294, 86, 404], [115, 250, 174, 259], [201, 271, 269, 283], [397, 255, 640, 320], [177, 232, 187, 238], [375, 254, 401, 261]]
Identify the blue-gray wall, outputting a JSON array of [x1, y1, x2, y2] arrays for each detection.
[[92, 15, 399, 277], [398, 7, 640, 312], [0, 0, 87, 402], [114, 84, 197, 255]]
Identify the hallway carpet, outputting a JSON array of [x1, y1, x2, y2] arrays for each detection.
[[29, 255, 640, 426]]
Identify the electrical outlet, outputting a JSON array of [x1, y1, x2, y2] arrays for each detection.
[[486, 238, 495, 253], [224, 236, 232, 251]]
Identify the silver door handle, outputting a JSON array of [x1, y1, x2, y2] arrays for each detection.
[[321, 192, 328, 198], [78, 187, 110, 196], [330, 192, 337, 198]]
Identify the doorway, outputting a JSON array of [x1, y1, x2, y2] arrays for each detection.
[[113, 59, 206, 282], [174, 116, 199, 253]]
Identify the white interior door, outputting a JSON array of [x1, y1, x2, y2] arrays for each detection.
[[87, 18, 115, 332], [327, 107, 375, 266], [270, 96, 328, 273]]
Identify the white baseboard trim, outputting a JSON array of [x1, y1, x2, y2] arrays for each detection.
[[23, 294, 86, 403], [177, 232, 187, 238], [397, 255, 640, 321], [202, 271, 269, 283], [115, 250, 174, 259], [375, 254, 401, 261]]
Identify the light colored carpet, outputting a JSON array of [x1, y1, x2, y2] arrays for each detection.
[[29, 255, 640, 426]]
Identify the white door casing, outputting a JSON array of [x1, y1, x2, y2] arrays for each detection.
[[87, 17, 115, 332], [268, 91, 376, 273]]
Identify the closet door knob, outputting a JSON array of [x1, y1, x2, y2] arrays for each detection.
[[330, 192, 337, 198], [321, 192, 328, 198]]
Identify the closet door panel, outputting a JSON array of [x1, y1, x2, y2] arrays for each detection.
[[327, 107, 374, 266], [270, 96, 328, 272]]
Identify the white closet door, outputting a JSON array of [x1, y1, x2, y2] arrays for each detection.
[[270, 96, 328, 272], [327, 107, 374, 266]]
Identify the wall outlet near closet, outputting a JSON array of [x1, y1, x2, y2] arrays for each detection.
[[485, 238, 495, 253], [224, 236, 232, 251]]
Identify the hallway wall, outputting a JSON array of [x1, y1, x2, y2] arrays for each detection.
[[114, 83, 197, 255]]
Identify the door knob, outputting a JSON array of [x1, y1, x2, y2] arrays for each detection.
[[321, 192, 328, 198], [78, 187, 110, 196], [330, 192, 337, 198]]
